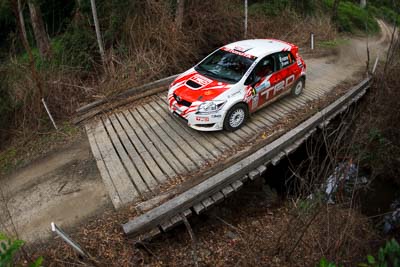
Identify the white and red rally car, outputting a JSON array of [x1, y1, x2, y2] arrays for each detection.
[[168, 39, 306, 131]]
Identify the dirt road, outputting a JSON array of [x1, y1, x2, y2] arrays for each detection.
[[0, 138, 111, 242], [0, 21, 393, 243]]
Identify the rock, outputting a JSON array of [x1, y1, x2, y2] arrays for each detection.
[[226, 231, 239, 240]]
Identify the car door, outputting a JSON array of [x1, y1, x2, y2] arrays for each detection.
[[274, 51, 297, 95], [247, 55, 277, 111]]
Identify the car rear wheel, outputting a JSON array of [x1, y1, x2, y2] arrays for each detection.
[[291, 78, 304, 96], [223, 103, 248, 132]]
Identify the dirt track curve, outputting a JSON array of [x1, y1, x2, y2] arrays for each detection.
[[0, 20, 393, 242]]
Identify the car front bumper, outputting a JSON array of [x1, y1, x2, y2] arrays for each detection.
[[169, 103, 225, 131]]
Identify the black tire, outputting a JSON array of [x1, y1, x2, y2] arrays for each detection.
[[291, 77, 305, 96], [223, 103, 249, 132]]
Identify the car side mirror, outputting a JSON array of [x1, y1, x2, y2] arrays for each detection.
[[251, 76, 261, 88]]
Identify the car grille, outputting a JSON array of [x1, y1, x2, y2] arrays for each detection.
[[173, 93, 192, 107]]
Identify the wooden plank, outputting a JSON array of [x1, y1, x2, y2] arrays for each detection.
[[257, 110, 278, 124], [117, 112, 173, 181], [292, 95, 308, 105], [251, 112, 274, 128], [211, 192, 225, 204], [110, 114, 163, 186], [299, 91, 316, 102], [136, 105, 198, 171], [93, 120, 138, 204], [103, 117, 154, 193], [240, 175, 249, 183], [142, 103, 205, 166], [86, 124, 122, 208], [271, 104, 288, 116], [193, 203, 206, 215], [209, 131, 238, 148], [257, 165, 267, 176], [153, 97, 224, 157], [221, 185, 235, 198], [136, 227, 161, 242], [150, 99, 218, 159], [160, 220, 173, 232], [161, 210, 193, 232], [271, 151, 286, 166], [125, 109, 187, 174], [279, 100, 298, 111], [122, 78, 371, 236], [201, 197, 214, 209], [248, 170, 260, 180], [231, 180, 244, 191]]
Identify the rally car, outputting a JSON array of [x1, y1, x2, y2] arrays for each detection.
[[168, 39, 306, 131]]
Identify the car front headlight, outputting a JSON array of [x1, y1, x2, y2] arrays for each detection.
[[197, 100, 226, 114]]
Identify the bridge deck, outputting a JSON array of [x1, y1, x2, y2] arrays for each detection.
[[85, 59, 358, 208]]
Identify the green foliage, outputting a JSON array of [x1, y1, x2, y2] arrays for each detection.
[[249, 0, 316, 16], [0, 233, 24, 266], [249, 0, 291, 16], [319, 239, 400, 267], [368, 5, 400, 26], [323, 0, 379, 34], [368, 128, 387, 145], [0, 233, 43, 267], [19, 31, 96, 70], [317, 38, 349, 48], [358, 239, 400, 267], [319, 257, 343, 267]]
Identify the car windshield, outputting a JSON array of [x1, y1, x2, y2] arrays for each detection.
[[195, 49, 256, 84]]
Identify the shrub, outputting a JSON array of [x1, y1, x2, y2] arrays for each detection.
[[323, 0, 379, 33], [0, 233, 43, 267]]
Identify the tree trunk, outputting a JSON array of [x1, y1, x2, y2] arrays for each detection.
[[360, 0, 366, 8], [11, 0, 44, 116], [175, 0, 185, 30], [332, 0, 340, 24], [90, 0, 105, 63], [28, 0, 52, 60], [17, 0, 28, 42]]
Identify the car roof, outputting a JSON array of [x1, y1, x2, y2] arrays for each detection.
[[223, 39, 295, 58]]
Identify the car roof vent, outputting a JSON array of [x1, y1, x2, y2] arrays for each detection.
[[186, 79, 202, 89], [234, 45, 252, 52]]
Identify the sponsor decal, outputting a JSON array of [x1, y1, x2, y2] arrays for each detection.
[[297, 59, 303, 68], [190, 74, 212, 87], [255, 79, 271, 93], [221, 47, 255, 59], [195, 116, 209, 122]]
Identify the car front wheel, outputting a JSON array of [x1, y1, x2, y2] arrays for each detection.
[[223, 103, 248, 132]]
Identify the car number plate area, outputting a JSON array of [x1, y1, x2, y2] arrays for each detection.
[[195, 116, 209, 122]]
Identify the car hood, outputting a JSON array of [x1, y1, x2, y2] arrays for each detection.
[[171, 71, 232, 103]]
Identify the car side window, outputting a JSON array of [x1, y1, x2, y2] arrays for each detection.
[[245, 55, 275, 85], [277, 51, 294, 70]]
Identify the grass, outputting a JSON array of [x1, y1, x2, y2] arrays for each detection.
[[323, 0, 380, 34], [0, 121, 81, 176], [317, 38, 350, 48]]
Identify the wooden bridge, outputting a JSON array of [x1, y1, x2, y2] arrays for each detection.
[[82, 44, 379, 239], [85, 57, 360, 207]]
